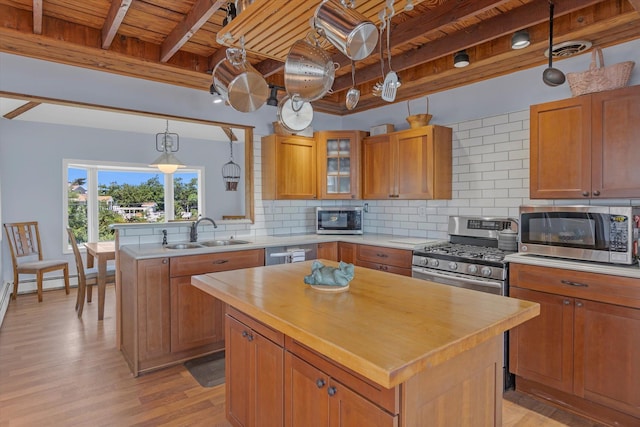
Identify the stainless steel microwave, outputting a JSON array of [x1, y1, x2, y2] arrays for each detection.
[[316, 207, 363, 235], [519, 205, 640, 265]]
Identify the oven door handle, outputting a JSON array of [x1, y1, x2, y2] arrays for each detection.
[[412, 267, 504, 290]]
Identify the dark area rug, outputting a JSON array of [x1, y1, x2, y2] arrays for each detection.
[[184, 351, 226, 388]]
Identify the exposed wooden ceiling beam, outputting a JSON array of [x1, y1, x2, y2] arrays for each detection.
[[102, 0, 133, 49], [332, 0, 607, 92], [3, 101, 40, 119], [32, 0, 42, 35], [160, 0, 227, 63]]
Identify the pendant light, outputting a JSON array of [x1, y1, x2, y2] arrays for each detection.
[[150, 120, 185, 174], [222, 129, 241, 191]]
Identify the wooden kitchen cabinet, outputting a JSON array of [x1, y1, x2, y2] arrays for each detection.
[[284, 352, 396, 427], [362, 125, 452, 200], [338, 242, 357, 264], [315, 130, 367, 199], [356, 244, 412, 276], [169, 249, 265, 354], [226, 307, 284, 427], [509, 263, 640, 425], [530, 84, 640, 199], [262, 134, 317, 200], [120, 255, 171, 374], [317, 241, 338, 261], [120, 248, 264, 376]]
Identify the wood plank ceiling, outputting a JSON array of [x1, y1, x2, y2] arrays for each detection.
[[1, 0, 639, 115]]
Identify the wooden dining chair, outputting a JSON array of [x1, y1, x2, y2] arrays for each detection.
[[4, 221, 70, 302], [66, 228, 116, 318]]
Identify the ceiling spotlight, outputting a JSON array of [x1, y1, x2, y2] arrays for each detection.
[[453, 50, 470, 68], [267, 84, 285, 107], [511, 30, 531, 49], [209, 84, 225, 104]]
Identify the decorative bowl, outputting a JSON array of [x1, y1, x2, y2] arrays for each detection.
[[406, 114, 432, 128]]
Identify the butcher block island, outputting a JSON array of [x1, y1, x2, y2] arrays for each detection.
[[192, 261, 539, 427]]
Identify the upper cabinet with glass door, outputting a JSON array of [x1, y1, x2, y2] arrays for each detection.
[[315, 131, 367, 200]]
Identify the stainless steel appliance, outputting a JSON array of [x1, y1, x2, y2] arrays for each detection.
[[411, 215, 518, 389], [265, 244, 318, 265], [519, 205, 640, 265], [316, 206, 363, 235]]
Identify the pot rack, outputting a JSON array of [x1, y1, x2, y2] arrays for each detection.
[[217, 0, 423, 61]]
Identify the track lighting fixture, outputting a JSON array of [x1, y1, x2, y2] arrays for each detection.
[[209, 84, 224, 104], [511, 30, 531, 49], [267, 84, 285, 107], [453, 50, 470, 68]]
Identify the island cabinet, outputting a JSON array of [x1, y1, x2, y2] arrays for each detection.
[[226, 307, 284, 427], [509, 263, 640, 426], [285, 339, 398, 427], [262, 134, 317, 200], [362, 125, 452, 200], [530, 84, 640, 199], [119, 248, 264, 376], [315, 130, 368, 200]]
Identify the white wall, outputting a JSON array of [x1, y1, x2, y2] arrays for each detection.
[[1, 39, 639, 286]]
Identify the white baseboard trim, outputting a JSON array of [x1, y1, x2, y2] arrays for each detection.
[[0, 281, 11, 328]]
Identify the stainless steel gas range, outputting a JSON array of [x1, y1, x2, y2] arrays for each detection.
[[412, 216, 518, 295], [411, 215, 519, 389]]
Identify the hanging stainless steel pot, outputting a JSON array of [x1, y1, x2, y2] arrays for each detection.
[[314, 0, 378, 61], [212, 56, 269, 113], [277, 95, 314, 133], [284, 33, 338, 102], [234, 0, 255, 16]]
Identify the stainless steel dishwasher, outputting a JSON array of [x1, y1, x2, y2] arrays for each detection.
[[265, 244, 318, 265]]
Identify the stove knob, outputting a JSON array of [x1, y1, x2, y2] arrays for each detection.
[[481, 267, 492, 277], [420, 257, 429, 266], [467, 265, 478, 274], [429, 259, 439, 267], [448, 262, 458, 271]]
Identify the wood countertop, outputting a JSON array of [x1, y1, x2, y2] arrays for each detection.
[[191, 260, 539, 389]]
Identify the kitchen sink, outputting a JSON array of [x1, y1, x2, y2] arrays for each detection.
[[165, 243, 203, 250], [199, 239, 251, 247]]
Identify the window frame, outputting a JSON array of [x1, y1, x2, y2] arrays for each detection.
[[63, 158, 204, 252]]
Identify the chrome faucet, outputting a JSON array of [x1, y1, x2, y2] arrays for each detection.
[[190, 217, 217, 242]]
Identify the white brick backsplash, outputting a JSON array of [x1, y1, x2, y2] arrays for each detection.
[[114, 108, 635, 243]]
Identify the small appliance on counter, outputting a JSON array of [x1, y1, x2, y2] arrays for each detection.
[[519, 205, 640, 265], [316, 206, 363, 235]]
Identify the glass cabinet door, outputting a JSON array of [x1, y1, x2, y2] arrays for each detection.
[[325, 138, 352, 195], [316, 130, 366, 200]]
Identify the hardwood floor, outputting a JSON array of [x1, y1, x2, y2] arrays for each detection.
[[0, 288, 604, 426]]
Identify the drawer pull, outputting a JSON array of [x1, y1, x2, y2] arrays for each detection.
[[327, 386, 337, 396], [376, 253, 389, 258], [316, 379, 326, 388], [213, 259, 229, 264], [561, 280, 588, 288]]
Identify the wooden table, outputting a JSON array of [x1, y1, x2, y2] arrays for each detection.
[[84, 241, 116, 320]]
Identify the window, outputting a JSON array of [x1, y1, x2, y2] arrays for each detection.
[[65, 160, 203, 244]]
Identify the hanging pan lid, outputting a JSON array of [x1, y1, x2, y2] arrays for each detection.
[[277, 95, 314, 133]]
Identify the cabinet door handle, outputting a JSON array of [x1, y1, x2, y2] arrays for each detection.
[[576, 301, 584, 308], [327, 386, 337, 396], [593, 190, 600, 196], [582, 191, 589, 197], [242, 330, 249, 338], [162, 258, 168, 264], [563, 299, 571, 305], [212, 259, 229, 264], [561, 280, 588, 288], [316, 379, 326, 388]]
